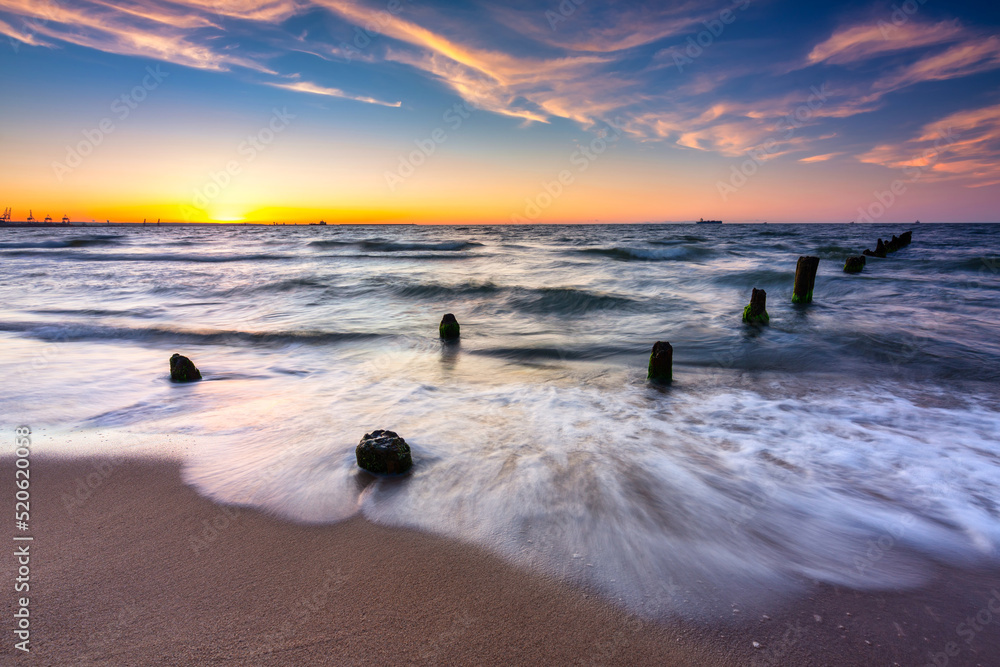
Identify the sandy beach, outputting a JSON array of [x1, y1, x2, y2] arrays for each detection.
[[2, 456, 998, 665]]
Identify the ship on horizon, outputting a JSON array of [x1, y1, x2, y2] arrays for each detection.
[[697, 218, 722, 224]]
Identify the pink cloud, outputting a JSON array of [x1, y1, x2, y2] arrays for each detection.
[[807, 20, 963, 65], [858, 103, 1000, 186]]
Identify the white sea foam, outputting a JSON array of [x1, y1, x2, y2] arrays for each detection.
[[178, 356, 1000, 618]]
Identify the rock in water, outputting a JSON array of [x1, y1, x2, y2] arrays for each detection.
[[742, 287, 769, 325], [356, 430, 412, 475], [843, 255, 866, 274], [169, 353, 201, 382], [439, 313, 460, 340], [647, 341, 673, 383]]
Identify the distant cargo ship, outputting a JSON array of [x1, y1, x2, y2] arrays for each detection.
[[697, 218, 722, 224]]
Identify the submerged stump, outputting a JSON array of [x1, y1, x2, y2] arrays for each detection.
[[843, 255, 866, 274], [439, 313, 460, 341], [169, 353, 201, 382], [742, 288, 769, 325], [792, 256, 819, 304], [647, 341, 673, 384], [863, 238, 887, 258], [864, 231, 912, 258], [356, 430, 412, 475]]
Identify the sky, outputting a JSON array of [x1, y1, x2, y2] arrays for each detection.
[[0, 0, 998, 224]]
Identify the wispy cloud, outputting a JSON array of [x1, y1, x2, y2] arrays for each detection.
[[799, 152, 841, 163], [858, 103, 1000, 186], [807, 20, 963, 65], [268, 80, 401, 107], [487, 1, 715, 53], [0, 16, 49, 46], [873, 35, 1000, 93], [0, 0, 267, 71]]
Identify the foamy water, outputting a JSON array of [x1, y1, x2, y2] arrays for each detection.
[[2, 223, 999, 617]]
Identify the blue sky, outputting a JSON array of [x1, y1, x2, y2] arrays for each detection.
[[1, 0, 998, 222]]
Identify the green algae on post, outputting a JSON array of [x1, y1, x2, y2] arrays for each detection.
[[742, 287, 769, 325], [439, 313, 460, 340], [843, 256, 866, 274]]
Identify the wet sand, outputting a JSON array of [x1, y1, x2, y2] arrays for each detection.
[[3, 457, 999, 665]]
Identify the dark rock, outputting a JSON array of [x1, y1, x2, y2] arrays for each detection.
[[742, 287, 769, 325], [356, 430, 412, 475], [843, 256, 866, 274], [439, 313, 460, 340], [169, 353, 201, 382], [647, 341, 673, 383]]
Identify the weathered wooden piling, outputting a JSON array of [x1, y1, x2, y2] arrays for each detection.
[[439, 313, 460, 340], [863, 231, 911, 257], [884, 231, 913, 253], [647, 341, 672, 383], [791, 256, 819, 304], [169, 353, 201, 382], [863, 239, 887, 258], [843, 255, 866, 274], [742, 288, 769, 325]]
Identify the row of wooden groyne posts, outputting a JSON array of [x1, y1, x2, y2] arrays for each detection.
[[163, 230, 912, 475]]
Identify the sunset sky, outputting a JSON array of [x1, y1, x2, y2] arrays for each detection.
[[1, 0, 998, 223]]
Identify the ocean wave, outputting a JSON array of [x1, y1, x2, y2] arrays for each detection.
[[575, 245, 714, 262], [508, 286, 640, 315], [0, 250, 294, 262], [325, 253, 478, 261], [381, 280, 639, 315], [470, 343, 633, 361], [28, 307, 160, 318], [931, 256, 1000, 272], [711, 268, 791, 288], [649, 235, 707, 245], [0, 234, 125, 249], [0, 321, 380, 346], [309, 239, 482, 252], [306, 240, 354, 248], [242, 277, 328, 293], [388, 280, 503, 299]]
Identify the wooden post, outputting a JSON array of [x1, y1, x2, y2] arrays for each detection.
[[439, 313, 460, 340], [742, 288, 769, 325], [843, 256, 866, 274], [647, 341, 672, 383], [792, 256, 819, 304], [863, 238, 887, 258]]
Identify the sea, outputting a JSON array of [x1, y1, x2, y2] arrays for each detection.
[[2, 222, 999, 618]]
